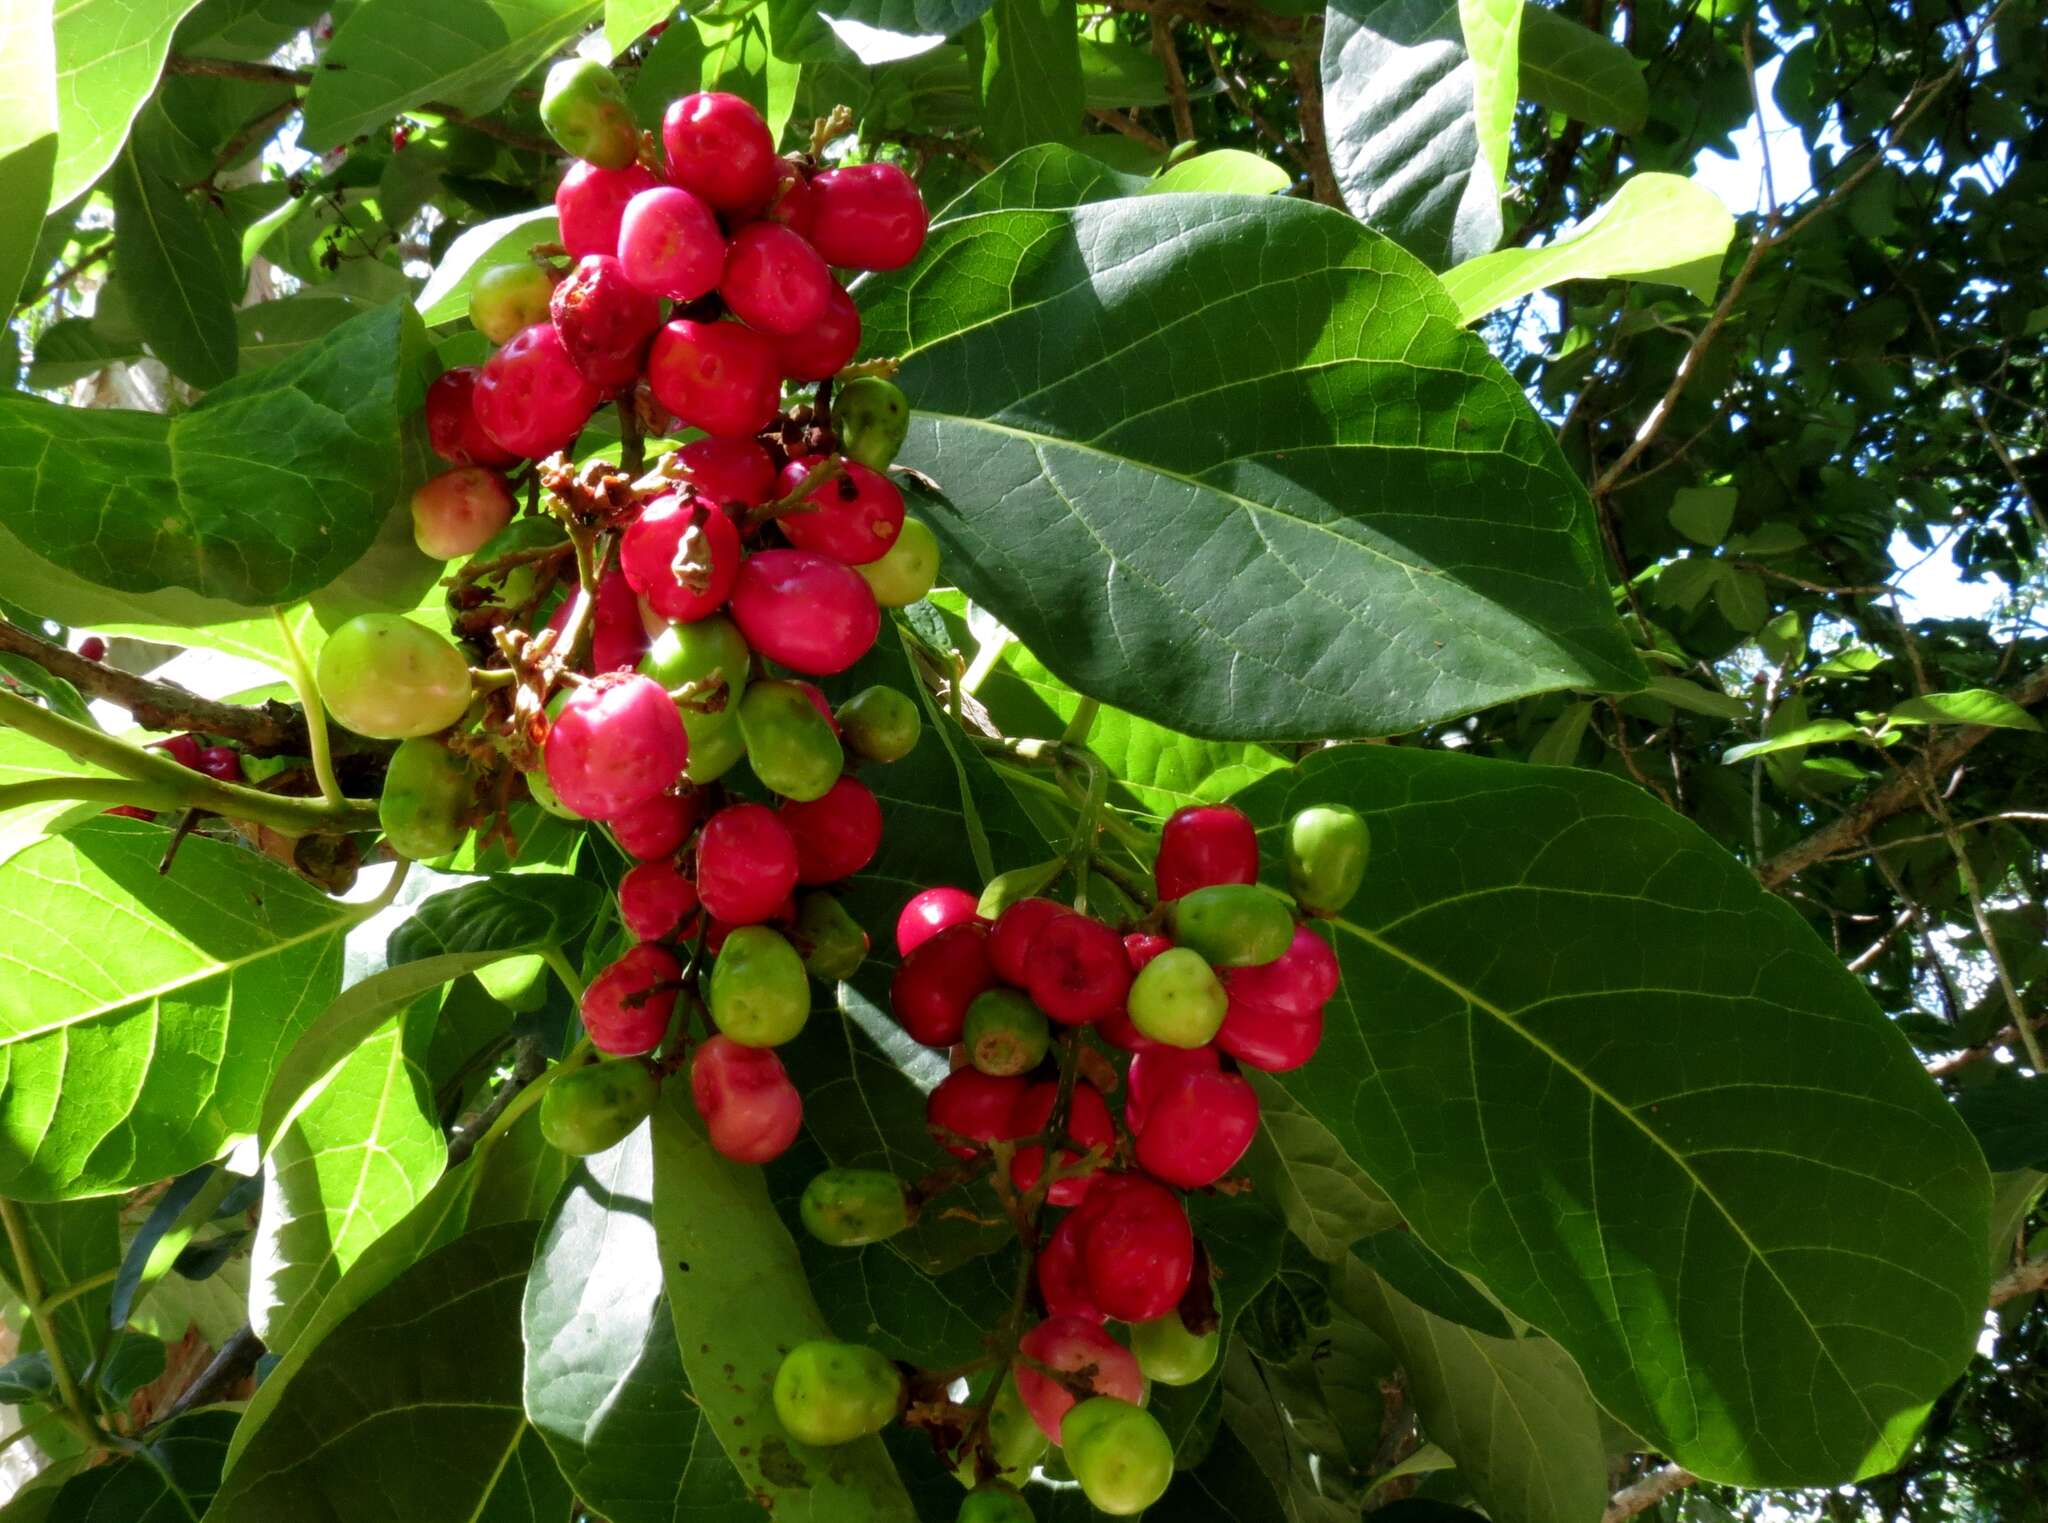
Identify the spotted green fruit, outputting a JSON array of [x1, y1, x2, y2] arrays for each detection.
[[795, 891, 868, 981], [1126, 946, 1227, 1048], [709, 926, 810, 1046], [738, 679, 844, 802], [958, 1482, 1034, 1523], [952, 1371, 1046, 1487], [772, 1341, 904, 1446], [1286, 804, 1369, 916], [800, 1168, 912, 1246], [1131, 1311, 1220, 1386], [316, 615, 472, 740], [1061, 1398, 1172, 1516], [832, 376, 911, 471], [539, 1057, 660, 1156], [540, 58, 639, 169], [856, 516, 939, 608], [378, 737, 471, 860], [468, 262, 554, 345], [1169, 883, 1295, 967], [640, 615, 749, 783], [835, 684, 920, 763], [963, 989, 1050, 1076]]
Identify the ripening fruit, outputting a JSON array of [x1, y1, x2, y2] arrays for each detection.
[[1025, 912, 1132, 1026], [1061, 1398, 1172, 1516], [638, 615, 751, 784], [1134, 1060, 1259, 1188], [1013, 1317, 1142, 1443], [672, 436, 776, 509], [555, 159, 661, 260], [539, 57, 638, 169], [1132, 1310, 1220, 1387], [539, 1056, 660, 1155], [550, 253, 661, 389], [617, 185, 725, 303], [377, 737, 470, 860], [316, 614, 472, 739], [800, 1168, 912, 1246], [957, 1483, 1033, 1523], [728, 550, 881, 676], [758, 158, 813, 235], [621, 492, 742, 623], [468, 263, 554, 346], [832, 376, 911, 472], [1124, 1044, 1215, 1134], [696, 803, 800, 925], [779, 775, 882, 884], [662, 91, 778, 213], [774, 282, 861, 381], [543, 672, 688, 820], [1078, 1174, 1193, 1323], [771, 1340, 904, 1447], [582, 944, 681, 1055], [474, 321, 601, 459], [1008, 1079, 1113, 1206], [425, 366, 519, 467], [690, 1034, 802, 1163], [708, 925, 809, 1046], [618, 858, 699, 942], [545, 562, 655, 674], [647, 319, 783, 439], [925, 1067, 1024, 1159], [1217, 993, 1323, 1074], [891, 921, 995, 1047], [963, 989, 1050, 1077], [808, 162, 929, 271], [1125, 946, 1228, 1049], [1154, 804, 1259, 902], [738, 679, 845, 803], [412, 467, 514, 560], [836, 685, 920, 764], [856, 516, 939, 608], [793, 891, 868, 981], [987, 896, 1065, 987], [1170, 883, 1296, 967], [722, 222, 832, 336], [953, 1372, 1047, 1487], [1036, 1209, 1105, 1323], [198, 745, 242, 782], [897, 887, 979, 957], [608, 791, 701, 861], [775, 457, 905, 566], [1286, 804, 1369, 917]]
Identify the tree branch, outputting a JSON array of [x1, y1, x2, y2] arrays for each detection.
[[161, 56, 556, 153], [1991, 1252, 2048, 1308], [1602, 1464, 1697, 1522]]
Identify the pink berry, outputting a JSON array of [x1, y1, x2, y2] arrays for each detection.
[[1134, 1062, 1260, 1189], [1220, 925, 1340, 1019], [621, 492, 742, 622], [550, 254, 661, 390], [555, 160, 661, 261], [583, 944, 680, 1055], [695, 803, 799, 925], [1014, 1317, 1141, 1443], [891, 922, 994, 1047], [411, 466, 514, 560], [608, 791, 702, 861], [1154, 805, 1260, 902], [1124, 932, 1174, 970], [727, 550, 880, 675], [155, 734, 203, 770], [548, 562, 658, 675], [773, 282, 860, 382], [76, 636, 108, 663], [619, 859, 700, 942], [1009, 1080, 1113, 1206], [807, 163, 928, 271], [774, 456, 904, 566], [1125, 1045, 1217, 1135], [925, 1067, 1025, 1159], [720, 222, 831, 336], [197, 746, 243, 783], [1216, 994, 1324, 1073], [691, 1035, 802, 1163], [544, 672, 688, 820], [1080, 1174, 1193, 1323], [475, 322, 601, 460], [645, 319, 783, 439], [755, 158, 813, 236], [425, 367, 518, 468], [779, 776, 882, 885], [662, 92, 778, 213], [896, 887, 979, 956], [1024, 913, 1132, 1026], [1037, 1209, 1106, 1323], [988, 897, 1066, 988], [617, 185, 726, 302], [673, 437, 776, 509], [106, 805, 157, 822]]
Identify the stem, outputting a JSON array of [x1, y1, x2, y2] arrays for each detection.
[[1060, 699, 1100, 747], [355, 857, 412, 918], [744, 456, 842, 531], [0, 1197, 101, 1448], [960, 632, 1011, 696], [274, 611, 344, 808], [0, 777, 187, 813], [542, 945, 587, 1004], [617, 397, 645, 476], [36, 1266, 119, 1317]]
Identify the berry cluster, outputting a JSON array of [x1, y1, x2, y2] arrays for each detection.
[[108, 730, 248, 822]]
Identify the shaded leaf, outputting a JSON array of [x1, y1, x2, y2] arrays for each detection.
[[1515, 0, 1646, 132], [110, 145, 237, 387], [977, 0, 1081, 159], [0, 0, 59, 307], [1668, 483, 1737, 546], [1954, 1068, 2048, 1173], [47, 1409, 236, 1521], [1353, 1229, 1512, 1338]]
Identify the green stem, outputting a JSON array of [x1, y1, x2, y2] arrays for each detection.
[[0, 778, 187, 813], [273, 610, 344, 809], [356, 857, 411, 918], [542, 945, 587, 1004], [0, 1197, 101, 1448], [1061, 698, 1100, 747], [36, 1265, 118, 1317]]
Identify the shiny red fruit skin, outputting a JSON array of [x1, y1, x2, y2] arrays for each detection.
[[1015, 1317, 1142, 1443], [808, 163, 929, 271], [1124, 933, 1174, 970], [76, 636, 108, 663], [154, 734, 203, 770], [1216, 995, 1324, 1073], [619, 859, 700, 942], [1024, 913, 1132, 1026], [897, 887, 980, 956], [727, 550, 880, 676], [1036, 1210, 1106, 1323], [1125, 1044, 1218, 1135], [556, 160, 661, 260], [779, 776, 882, 884], [987, 897, 1066, 987], [1009, 1080, 1113, 1206], [673, 437, 776, 509], [550, 254, 661, 389], [926, 1067, 1027, 1159], [425, 367, 519, 467], [1154, 804, 1260, 902], [774, 457, 904, 565], [755, 158, 814, 236], [695, 803, 800, 925], [791, 681, 839, 732], [773, 282, 861, 382], [1135, 1064, 1260, 1188], [617, 185, 725, 302], [692, 1035, 803, 1163], [663, 91, 778, 212], [475, 323, 602, 459], [1080, 1174, 1194, 1323], [1220, 925, 1340, 1019], [197, 746, 243, 782], [583, 944, 681, 1055], [608, 791, 701, 860], [891, 922, 995, 1047], [646, 319, 783, 439], [720, 222, 832, 336], [544, 672, 688, 819], [547, 561, 657, 673], [621, 492, 742, 621]]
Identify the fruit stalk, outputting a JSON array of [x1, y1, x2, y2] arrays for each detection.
[[274, 609, 346, 808]]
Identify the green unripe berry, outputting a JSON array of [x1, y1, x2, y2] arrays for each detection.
[[1061, 1398, 1173, 1516], [709, 926, 810, 1046], [835, 685, 920, 764], [738, 679, 844, 803], [378, 737, 471, 860], [1285, 804, 1369, 917], [953, 1372, 1047, 1487], [772, 1341, 904, 1446], [1125, 945, 1227, 1048], [794, 891, 869, 982], [538, 1057, 660, 1156], [856, 516, 939, 608], [963, 989, 1050, 1077], [1131, 1311, 1220, 1386], [1169, 883, 1296, 967], [316, 614, 472, 739], [539, 58, 639, 169], [640, 616, 750, 783], [800, 1168, 912, 1246], [832, 377, 911, 472], [468, 262, 555, 345], [957, 1482, 1034, 1523]]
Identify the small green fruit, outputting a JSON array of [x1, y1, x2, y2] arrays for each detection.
[[772, 1341, 904, 1446], [378, 737, 471, 860], [800, 1168, 912, 1246], [856, 516, 939, 608], [468, 262, 555, 345], [316, 614, 473, 739], [963, 989, 1050, 1077], [739, 679, 844, 802], [1125, 946, 1227, 1048], [539, 58, 639, 169], [835, 685, 920, 764], [832, 376, 911, 471], [709, 926, 810, 1046], [1285, 804, 1369, 916], [794, 891, 869, 981], [1131, 1311, 1220, 1386], [1061, 1397, 1173, 1516], [952, 1371, 1047, 1487], [957, 1482, 1034, 1523], [539, 1057, 660, 1156], [640, 615, 750, 783], [1169, 883, 1296, 967]]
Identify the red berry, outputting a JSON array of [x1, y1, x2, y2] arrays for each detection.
[[412, 466, 514, 560], [1037, 1209, 1106, 1323], [790, 681, 839, 732], [1124, 1044, 1217, 1135], [1220, 925, 1339, 1019], [75, 636, 107, 663], [1094, 1006, 1159, 1055], [619, 859, 700, 941], [1079, 1174, 1193, 1323], [475, 322, 601, 460], [621, 492, 742, 622], [779, 776, 882, 884], [897, 887, 979, 956], [891, 921, 994, 1047], [1124, 932, 1174, 970], [154, 734, 203, 770], [1024, 913, 1132, 1026], [197, 746, 243, 783], [544, 672, 688, 820], [1134, 1063, 1259, 1189], [426, 367, 518, 467], [926, 1067, 1026, 1159], [691, 1035, 803, 1163], [808, 163, 928, 271], [727, 550, 880, 675], [1014, 1317, 1141, 1443], [1009, 1079, 1113, 1206], [1154, 805, 1259, 902], [549, 562, 658, 674], [646, 319, 782, 439], [106, 805, 157, 822], [662, 91, 777, 213], [673, 437, 776, 509], [773, 282, 861, 382], [1216, 994, 1323, 1073], [550, 253, 661, 390], [774, 457, 904, 566], [583, 943, 680, 1055], [755, 158, 813, 236], [988, 898, 1065, 987], [555, 160, 661, 260], [617, 185, 726, 302], [608, 791, 702, 860], [720, 222, 832, 336], [696, 803, 800, 925]]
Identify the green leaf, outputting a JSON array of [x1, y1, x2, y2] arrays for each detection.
[[48, 0, 206, 211], [604, 0, 669, 51], [1988, 1169, 2045, 1279], [1954, 1068, 2048, 1173], [1148, 148, 1291, 196], [1320, 0, 1501, 269], [0, 818, 354, 1200], [1442, 173, 1736, 324], [0, 1196, 121, 1365], [1459, 0, 1521, 200], [26, 315, 142, 387], [814, 0, 994, 62], [0, 0, 59, 307], [1887, 688, 2044, 732], [0, 726, 110, 868], [302, 0, 603, 149], [1721, 720, 1864, 763], [1667, 483, 1738, 546], [110, 145, 238, 388], [93, 1329, 168, 1402], [1236, 745, 1992, 1485], [46, 1410, 237, 1520], [414, 206, 556, 325], [0, 302, 432, 606], [1528, 699, 1592, 765], [209, 1223, 574, 1522], [1713, 566, 1769, 631], [977, 0, 1081, 159], [1516, 0, 1646, 132], [1643, 672, 1748, 720], [237, 295, 356, 371], [1353, 1230, 1511, 1338], [1237, 1078, 1400, 1260], [861, 173, 1644, 741]]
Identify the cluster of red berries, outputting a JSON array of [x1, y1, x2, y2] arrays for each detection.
[[109, 730, 247, 822]]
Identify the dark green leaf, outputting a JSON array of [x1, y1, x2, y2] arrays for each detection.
[[1515, 1, 1647, 132], [46, 1410, 236, 1521], [1669, 484, 1738, 546], [25, 316, 142, 389], [92, 1330, 167, 1403], [1353, 1230, 1512, 1338], [109, 1165, 232, 1328], [1954, 1068, 2048, 1172], [237, 297, 356, 371], [0, 1351, 54, 1403], [110, 146, 238, 387], [977, 0, 1081, 158]]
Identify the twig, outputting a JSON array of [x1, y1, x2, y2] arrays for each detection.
[[1153, 13, 1196, 144], [1287, 43, 1342, 206], [274, 611, 345, 808], [185, 97, 300, 191], [1602, 1464, 1696, 1522], [1991, 1253, 2048, 1308], [148, 1325, 264, 1430], [1087, 108, 1169, 154], [447, 1037, 549, 1168], [16, 244, 111, 312]]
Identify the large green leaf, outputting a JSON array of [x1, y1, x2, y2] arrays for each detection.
[[48, 0, 206, 211], [1459, 0, 1520, 201], [0, 302, 433, 606], [1238, 1078, 1400, 1260], [1516, 0, 1646, 133], [861, 173, 1642, 741], [814, 0, 995, 62], [109, 144, 238, 387], [0, 725, 109, 869], [46, 1410, 238, 1521], [302, 0, 603, 148], [415, 207, 556, 325], [977, 0, 1081, 159], [0, 1196, 121, 1366], [1236, 746, 1991, 1485], [0, 0, 59, 307], [0, 818, 354, 1200], [207, 1223, 572, 1522]]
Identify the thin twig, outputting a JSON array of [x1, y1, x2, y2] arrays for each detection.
[[162, 55, 556, 153], [1153, 13, 1197, 144], [1602, 1464, 1697, 1522]]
